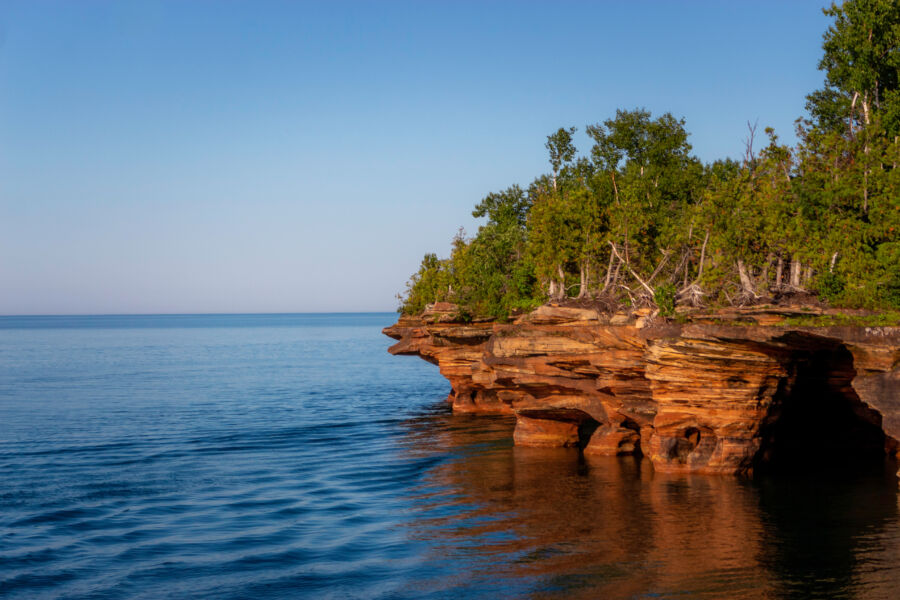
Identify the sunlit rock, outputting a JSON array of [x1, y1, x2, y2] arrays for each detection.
[[385, 305, 900, 475]]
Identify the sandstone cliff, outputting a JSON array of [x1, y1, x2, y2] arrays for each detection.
[[384, 303, 900, 475]]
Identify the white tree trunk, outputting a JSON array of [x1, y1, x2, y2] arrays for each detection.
[[790, 258, 802, 289], [775, 257, 784, 290], [737, 260, 757, 297], [556, 264, 566, 300], [577, 261, 588, 298], [601, 252, 615, 294]]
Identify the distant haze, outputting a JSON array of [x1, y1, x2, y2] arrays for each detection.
[[0, 1, 831, 314]]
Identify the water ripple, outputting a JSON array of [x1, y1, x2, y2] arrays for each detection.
[[2, 314, 900, 599]]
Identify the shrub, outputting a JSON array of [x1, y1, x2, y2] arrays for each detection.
[[654, 283, 676, 317], [814, 271, 845, 304]]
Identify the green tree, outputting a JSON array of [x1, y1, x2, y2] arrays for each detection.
[[807, 0, 900, 137], [399, 2, 900, 318], [447, 186, 539, 319], [586, 109, 702, 304]]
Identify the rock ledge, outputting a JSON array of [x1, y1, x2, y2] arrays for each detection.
[[384, 305, 900, 475]]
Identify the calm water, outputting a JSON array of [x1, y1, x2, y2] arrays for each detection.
[[2, 313, 900, 599]]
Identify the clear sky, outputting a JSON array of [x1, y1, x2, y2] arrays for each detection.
[[0, 1, 832, 315]]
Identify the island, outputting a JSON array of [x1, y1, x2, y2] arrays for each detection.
[[387, 0, 900, 476], [385, 302, 900, 475]]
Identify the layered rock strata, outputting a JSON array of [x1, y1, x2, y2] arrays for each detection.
[[384, 303, 900, 475]]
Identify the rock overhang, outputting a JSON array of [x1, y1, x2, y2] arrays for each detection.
[[385, 305, 900, 476]]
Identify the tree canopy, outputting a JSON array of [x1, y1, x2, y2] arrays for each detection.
[[399, 0, 900, 319]]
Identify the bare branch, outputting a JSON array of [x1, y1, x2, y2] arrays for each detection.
[[646, 249, 671, 285], [744, 120, 758, 166], [600, 250, 616, 294], [609, 241, 655, 297]]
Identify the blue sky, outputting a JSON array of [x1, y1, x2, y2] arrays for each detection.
[[0, 1, 831, 314]]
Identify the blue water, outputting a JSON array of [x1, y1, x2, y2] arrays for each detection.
[[2, 314, 900, 599]]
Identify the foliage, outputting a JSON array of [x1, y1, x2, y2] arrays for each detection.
[[654, 283, 676, 317], [399, 1, 900, 318], [398, 253, 449, 315], [807, 0, 900, 137], [814, 271, 846, 304]]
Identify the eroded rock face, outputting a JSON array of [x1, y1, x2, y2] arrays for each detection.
[[384, 304, 900, 475], [513, 408, 596, 448]]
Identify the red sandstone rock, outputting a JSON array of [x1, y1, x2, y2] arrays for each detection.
[[384, 305, 900, 475], [513, 409, 594, 447]]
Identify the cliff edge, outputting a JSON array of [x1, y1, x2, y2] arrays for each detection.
[[384, 303, 900, 475]]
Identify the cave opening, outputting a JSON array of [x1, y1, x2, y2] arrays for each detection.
[[753, 341, 894, 476]]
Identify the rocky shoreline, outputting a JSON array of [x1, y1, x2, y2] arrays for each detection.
[[384, 303, 900, 476]]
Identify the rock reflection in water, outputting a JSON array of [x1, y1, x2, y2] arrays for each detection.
[[398, 411, 900, 599]]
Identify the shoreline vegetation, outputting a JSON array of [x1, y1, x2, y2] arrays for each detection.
[[404, 299, 900, 329], [399, 0, 900, 322]]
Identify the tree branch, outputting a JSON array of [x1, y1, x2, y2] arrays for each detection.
[[646, 249, 671, 285], [609, 241, 655, 297]]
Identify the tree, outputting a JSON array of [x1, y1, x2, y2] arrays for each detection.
[[449, 186, 539, 319], [399, 3, 900, 317], [586, 109, 702, 304], [807, 0, 900, 137], [529, 128, 581, 300], [546, 127, 577, 190], [399, 252, 451, 314]]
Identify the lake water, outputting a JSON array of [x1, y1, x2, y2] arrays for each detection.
[[2, 313, 900, 599]]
